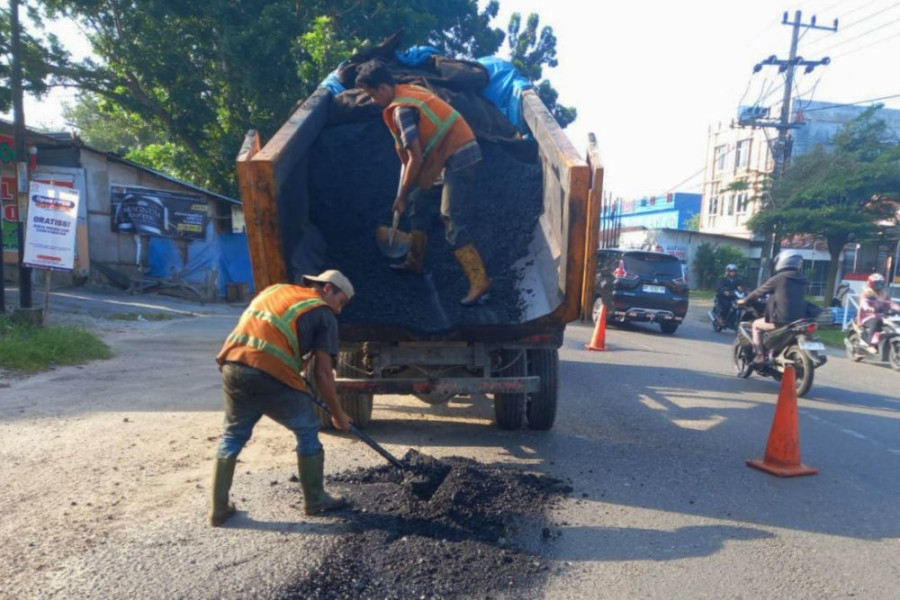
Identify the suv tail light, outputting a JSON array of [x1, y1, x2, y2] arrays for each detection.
[[612, 260, 639, 281], [806, 323, 817, 334]]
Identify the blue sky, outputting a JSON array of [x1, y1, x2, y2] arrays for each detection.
[[8, 0, 900, 200]]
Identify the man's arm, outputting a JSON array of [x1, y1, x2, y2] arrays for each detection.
[[744, 275, 777, 303], [313, 350, 350, 432]]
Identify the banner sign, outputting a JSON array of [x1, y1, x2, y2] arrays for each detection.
[[110, 185, 208, 240], [22, 181, 80, 270], [0, 135, 14, 164]]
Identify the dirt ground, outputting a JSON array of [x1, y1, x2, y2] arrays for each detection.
[[0, 286, 571, 599]]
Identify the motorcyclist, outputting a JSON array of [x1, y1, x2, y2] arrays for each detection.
[[857, 273, 900, 352], [714, 264, 743, 326], [738, 252, 808, 364]]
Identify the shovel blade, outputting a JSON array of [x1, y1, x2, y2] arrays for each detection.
[[376, 226, 411, 258]]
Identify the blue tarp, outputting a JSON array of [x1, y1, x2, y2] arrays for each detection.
[[146, 222, 254, 297], [395, 45, 441, 67], [476, 56, 533, 134]]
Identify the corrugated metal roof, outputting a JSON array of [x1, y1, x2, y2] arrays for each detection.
[[1, 118, 240, 206]]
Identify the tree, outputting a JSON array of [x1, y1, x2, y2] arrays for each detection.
[[692, 242, 751, 289], [506, 13, 576, 128], [748, 107, 900, 303], [31, 0, 510, 193], [0, 4, 71, 115]]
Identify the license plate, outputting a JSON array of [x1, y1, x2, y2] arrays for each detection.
[[801, 341, 825, 351], [643, 285, 665, 294]]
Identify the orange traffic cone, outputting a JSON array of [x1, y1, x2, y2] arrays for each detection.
[[747, 365, 818, 477], [585, 303, 608, 351]]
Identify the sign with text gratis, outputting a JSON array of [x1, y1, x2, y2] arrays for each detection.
[[23, 181, 80, 270]]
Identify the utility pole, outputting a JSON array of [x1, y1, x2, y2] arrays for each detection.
[[10, 0, 33, 308], [743, 10, 837, 281]]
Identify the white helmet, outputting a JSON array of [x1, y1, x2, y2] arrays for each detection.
[[867, 273, 885, 291]]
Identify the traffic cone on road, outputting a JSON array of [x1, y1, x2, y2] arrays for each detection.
[[747, 365, 818, 477], [585, 304, 609, 351]]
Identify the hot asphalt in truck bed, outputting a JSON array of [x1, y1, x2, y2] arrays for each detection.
[[308, 121, 543, 334], [280, 451, 572, 599]]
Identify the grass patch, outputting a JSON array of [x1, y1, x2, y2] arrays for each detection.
[[0, 316, 114, 372], [107, 312, 176, 322], [816, 326, 845, 349]]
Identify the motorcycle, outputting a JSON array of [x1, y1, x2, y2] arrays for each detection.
[[709, 288, 746, 332], [731, 297, 828, 397], [844, 312, 900, 371]]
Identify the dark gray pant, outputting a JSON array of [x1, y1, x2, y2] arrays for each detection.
[[408, 164, 475, 250]]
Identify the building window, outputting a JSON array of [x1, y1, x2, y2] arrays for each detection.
[[736, 193, 750, 214], [735, 139, 750, 169], [715, 145, 728, 172], [726, 194, 735, 216], [709, 196, 718, 216]]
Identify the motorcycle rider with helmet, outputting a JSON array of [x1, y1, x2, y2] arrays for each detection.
[[714, 264, 743, 327], [857, 273, 900, 352], [738, 252, 809, 364]]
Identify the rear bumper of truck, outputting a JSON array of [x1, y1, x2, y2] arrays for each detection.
[[335, 376, 540, 395]]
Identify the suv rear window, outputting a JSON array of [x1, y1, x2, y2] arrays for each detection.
[[623, 254, 683, 277]]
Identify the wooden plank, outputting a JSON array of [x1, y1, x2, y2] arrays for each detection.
[[236, 129, 287, 291], [521, 89, 590, 324], [581, 133, 604, 321], [255, 88, 331, 192]]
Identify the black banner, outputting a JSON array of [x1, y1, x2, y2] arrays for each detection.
[[110, 185, 208, 240]]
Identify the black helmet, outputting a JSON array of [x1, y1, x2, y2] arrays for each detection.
[[773, 251, 803, 273]]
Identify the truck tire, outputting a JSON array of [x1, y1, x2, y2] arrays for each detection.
[[315, 350, 374, 430], [494, 350, 525, 430], [526, 348, 558, 430]]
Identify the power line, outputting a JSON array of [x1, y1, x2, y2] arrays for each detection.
[[815, 13, 900, 54], [799, 92, 900, 113], [831, 29, 900, 59], [803, 1, 900, 50]]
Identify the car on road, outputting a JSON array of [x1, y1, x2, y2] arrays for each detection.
[[592, 248, 689, 334]]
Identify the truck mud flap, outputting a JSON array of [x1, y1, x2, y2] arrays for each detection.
[[335, 376, 540, 395]]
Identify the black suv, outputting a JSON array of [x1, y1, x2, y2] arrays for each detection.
[[593, 249, 689, 334]]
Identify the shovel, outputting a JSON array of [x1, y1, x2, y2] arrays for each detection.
[[308, 393, 450, 499], [375, 165, 412, 258], [375, 210, 411, 258]]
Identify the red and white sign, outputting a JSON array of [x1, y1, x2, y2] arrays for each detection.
[[2, 203, 18, 222]]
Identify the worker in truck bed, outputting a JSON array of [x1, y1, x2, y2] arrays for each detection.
[[209, 270, 354, 527], [356, 59, 493, 306]]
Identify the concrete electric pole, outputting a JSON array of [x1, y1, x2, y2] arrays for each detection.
[[744, 10, 837, 280]]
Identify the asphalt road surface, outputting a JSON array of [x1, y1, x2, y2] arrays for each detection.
[[1, 288, 898, 599]]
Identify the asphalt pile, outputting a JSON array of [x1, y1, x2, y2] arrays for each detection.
[[281, 450, 572, 600], [307, 120, 543, 333]]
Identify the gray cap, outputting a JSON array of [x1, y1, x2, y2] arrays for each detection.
[[302, 269, 355, 300]]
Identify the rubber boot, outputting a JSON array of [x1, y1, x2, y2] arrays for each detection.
[[390, 230, 427, 275], [298, 451, 346, 516], [454, 244, 493, 306], [208, 457, 237, 527]]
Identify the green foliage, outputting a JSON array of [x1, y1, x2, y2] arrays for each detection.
[[684, 212, 700, 232], [748, 107, 900, 302], [507, 13, 576, 128], [33, 0, 505, 194], [691, 242, 750, 289], [0, 3, 74, 114], [0, 316, 113, 372]]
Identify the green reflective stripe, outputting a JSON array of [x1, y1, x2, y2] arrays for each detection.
[[226, 332, 300, 370], [255, 284, 288, 301], [245, 309, 297, 356], [391, 96, 460, 157]]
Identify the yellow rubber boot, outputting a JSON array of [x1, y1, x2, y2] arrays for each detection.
[[390, 230, 427, 275], [208, 457, 237, 527], [454, 244, 493, 306], [298, 451, 346, 516]]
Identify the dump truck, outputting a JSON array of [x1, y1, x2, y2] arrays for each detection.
[[236, 69, 602, 431]]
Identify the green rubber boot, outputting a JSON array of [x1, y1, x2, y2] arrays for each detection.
[[298, 451, 346, 516], [208, 457, 237, 527]]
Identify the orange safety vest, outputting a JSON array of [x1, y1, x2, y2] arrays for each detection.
[[383, 84, 476, 189], [216, 284, 329, 393]]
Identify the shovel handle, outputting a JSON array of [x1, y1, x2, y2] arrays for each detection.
[[308, 393, 405, 469]]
